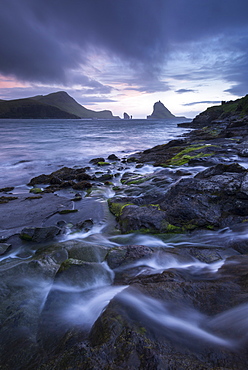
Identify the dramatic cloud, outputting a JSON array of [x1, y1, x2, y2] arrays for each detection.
[[0, 0, 248, 116], [1, 1, 248, 82]]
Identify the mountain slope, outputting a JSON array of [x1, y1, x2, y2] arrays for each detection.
[[0, 91, 119, 119], [0, 98, 78, 119], [32, 91, 119, 119]]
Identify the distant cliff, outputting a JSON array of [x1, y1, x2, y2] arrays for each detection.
[[147, 100, 187, 120], [0, 91, 120, 119]]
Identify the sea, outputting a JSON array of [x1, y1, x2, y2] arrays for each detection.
[[0, 118, 191, 188]]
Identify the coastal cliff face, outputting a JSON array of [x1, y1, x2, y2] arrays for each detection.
[[180, 94, 248, 127]]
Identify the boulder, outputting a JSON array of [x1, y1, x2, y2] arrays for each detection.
[[89, 157, 105, 165], [119, 204, 168, 233], [72, 181, 92, 190], [106, 245, 155, 270], [0, 248, 64, 369], [107, 153, 120, 161], [28, 167, 89, 186], [37, 259, 114, 352], [20, 226, 62, 243], [0, 243, 11, 255]]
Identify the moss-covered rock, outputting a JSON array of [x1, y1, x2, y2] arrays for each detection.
[[108, 198, 133, 218], [165, 144, 215, 166], [97, 161, 110, 166], [0, 195, 18, 203], [58, 209, 78, 214], [29, 187, 43, 194]]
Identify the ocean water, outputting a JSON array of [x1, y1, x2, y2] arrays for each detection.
[[0, 118, 190, 187]]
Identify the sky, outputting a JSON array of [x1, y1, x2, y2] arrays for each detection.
[[0, 0, 248, 119]]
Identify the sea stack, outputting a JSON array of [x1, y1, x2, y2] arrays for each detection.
[[123, 112, 130, 119], [147, 100, 176, 119]]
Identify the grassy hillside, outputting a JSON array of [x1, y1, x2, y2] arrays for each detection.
[[221, 94, 248, 116], [192, 94, 248, 125], [0, 98, 79, 119], [0, 91, 119, 119], [33, 91, 118, 119]]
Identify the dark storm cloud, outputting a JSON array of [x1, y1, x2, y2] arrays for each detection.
[[1, 0, 248, 92], [223, 37, 248, 96], [0, 1, 79, 83]]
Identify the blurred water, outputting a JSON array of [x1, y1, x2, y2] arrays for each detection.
[[2, 116, 248, 361], [0, 118, 190, 187]]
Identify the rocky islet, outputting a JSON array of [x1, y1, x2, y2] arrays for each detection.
[[1, 98, 248, 368]]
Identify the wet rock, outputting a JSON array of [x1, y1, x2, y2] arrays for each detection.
[[75, 172, 92, 181], [0, 195, 18, 203], [71, 193, 82, 201], [84, 275, 248, 370], [58, 209, 78, 214], [159, 164, 248, 229], [135, 138, 187, 165], [195, 162, 246, 178], [111, 163, 248, 233], [0, 187, 14, 192], [228, 238, 248, 254], [0, 252, 62, 369], [0, 193, 72, 239], [20, 226, 61, 243], [106, 245, 155, 269], [0, 243, 11, 255], [28, 173, 51, 186], [121, 172, 149, 185], [187, 156, 223, 167], [72, 181, 92, 190], [97, 161, 111, 166], [56, 259, 113, 287], [108, 154, 120, 161], [29, 187, 43, 194], [49, 176, 63, 185], [119, 204, 167, 233], [76, 218, 94, 231], [66, 242, 110, 262], [37, 259, 114, 352], [35, 243, 69, 265], [28, 167, 89, 186], [89, 157, 105, 165], [59, 180, 76, 188], [51, 167, 77, 181], [239, 148, 248, 157], [96, 173, 114, 182]]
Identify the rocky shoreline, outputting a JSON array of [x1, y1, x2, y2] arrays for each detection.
[[1, 103, 248, 369]]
